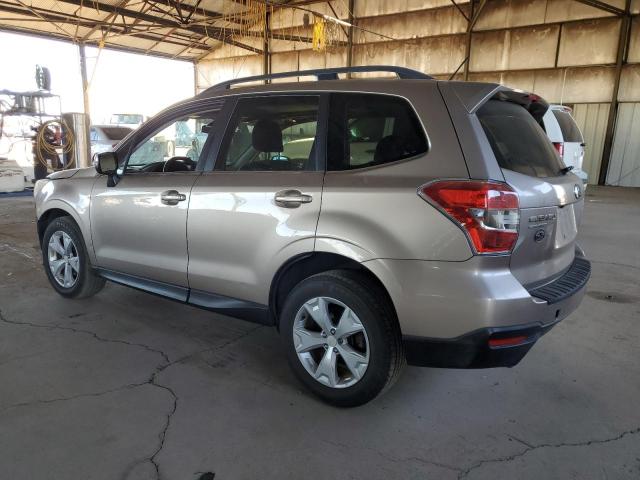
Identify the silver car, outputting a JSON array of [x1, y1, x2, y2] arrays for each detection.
[[34, 66, 590, 406]]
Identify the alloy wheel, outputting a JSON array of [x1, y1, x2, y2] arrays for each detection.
[[293, 296, 370, 389], [48, 231, 79, 288]]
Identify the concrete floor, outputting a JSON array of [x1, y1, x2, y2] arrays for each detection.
[[0, 186, 639, 480]]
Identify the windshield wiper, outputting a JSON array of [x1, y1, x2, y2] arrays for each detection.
[[560, 165, 574, 175]]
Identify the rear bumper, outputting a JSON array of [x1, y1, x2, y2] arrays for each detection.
[[401, 255, 590, 368], [403, 318, 559, 368], [364, 251, 590, 369]]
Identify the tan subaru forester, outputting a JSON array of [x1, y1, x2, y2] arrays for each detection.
[[35, 66, 590, 406]]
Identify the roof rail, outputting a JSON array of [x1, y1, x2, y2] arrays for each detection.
[[206, 65, 433, 92]]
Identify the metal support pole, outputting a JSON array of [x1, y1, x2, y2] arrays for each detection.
[[263, 7, 270, 83], [192, 60, 198, 96], [463, 0, 486, 81], [554, 24, 563, 68], [463, 0, 475, 80], [598, 0, 631, 185], [77, 42, 92, 167], [346, 0, 355, 78], [78, 42, 90, 119]]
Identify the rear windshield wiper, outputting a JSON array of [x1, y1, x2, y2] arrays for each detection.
[[560, 165, 574, 175]]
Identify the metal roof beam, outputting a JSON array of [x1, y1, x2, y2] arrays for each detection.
[[0, 25, 198, 59], [148, 0, 239, 23], [0, 2, 211, 50], [573, 0, 626, 16], [53, 0, 266, 53]]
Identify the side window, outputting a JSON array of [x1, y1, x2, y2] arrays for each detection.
[[220, 96, 320, 171], [328, 93, 428, 170], [552, 109, 583, 143], [126, 111, 217, 173]]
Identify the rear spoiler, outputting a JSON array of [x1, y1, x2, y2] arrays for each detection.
[[438, 81, 549, 121]]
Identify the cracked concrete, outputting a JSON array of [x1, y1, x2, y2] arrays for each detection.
[[1, 186, 639, 480]]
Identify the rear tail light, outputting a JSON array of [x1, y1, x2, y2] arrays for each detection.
[[419, 180, 520, 254], [553, 142, 564, 159]]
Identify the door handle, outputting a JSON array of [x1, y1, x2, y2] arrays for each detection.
[[274, 189, 313, 208], [161, 190, 187, 205]]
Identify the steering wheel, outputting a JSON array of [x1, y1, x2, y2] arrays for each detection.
[[163, 156, 196, 172]]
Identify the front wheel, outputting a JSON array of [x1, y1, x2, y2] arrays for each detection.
[[42, 216, 106, 299], [280, 270, 405, 407]]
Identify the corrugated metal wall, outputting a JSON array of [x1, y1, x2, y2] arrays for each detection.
[[607, 103, 640, 186], [195, 0, 640, 186], [572, 103, 609, 185]]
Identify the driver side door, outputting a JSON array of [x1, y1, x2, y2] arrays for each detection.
[[90, 99, 225, 297]]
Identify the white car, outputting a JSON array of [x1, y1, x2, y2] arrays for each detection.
[[542, 105, 588, 185], [90, 125, 134, 158]]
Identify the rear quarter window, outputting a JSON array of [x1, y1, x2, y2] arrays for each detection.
[[477, 100, 564, 179], [552, 110, 583, 143], [328, 93, 428, 170]]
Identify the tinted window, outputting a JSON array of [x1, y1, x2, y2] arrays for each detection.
[[127, 112, 216, 169], [478, 100, 564, 178], [328, 94, 427, 170], [220, 96, 320, 171], [552, 110, 583, 142]]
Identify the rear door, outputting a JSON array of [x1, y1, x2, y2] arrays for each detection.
[[476, 99, 585, 288], [551, 108, 585, 174], [187, 93, 326, 306]]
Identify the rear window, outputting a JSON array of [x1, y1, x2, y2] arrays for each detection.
[[101, 127, 133, 141], [477, 100, 564, 178], [552, 110, 583, 143]]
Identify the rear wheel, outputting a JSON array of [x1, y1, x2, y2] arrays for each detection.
[[42, 216, 105, 299], [280, 269, 404, 407]]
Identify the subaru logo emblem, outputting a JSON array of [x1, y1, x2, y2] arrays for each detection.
[[574, 184, 582, 199], [534, 229, 546, 242]]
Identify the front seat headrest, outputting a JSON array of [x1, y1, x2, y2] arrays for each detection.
[[252, 119, 283, 152]]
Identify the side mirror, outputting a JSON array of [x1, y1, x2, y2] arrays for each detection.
[[95, 151, 120, 186], [96, 151, 118, 175]]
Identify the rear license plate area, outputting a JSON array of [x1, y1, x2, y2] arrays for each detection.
[[555, 204, 577, 248]]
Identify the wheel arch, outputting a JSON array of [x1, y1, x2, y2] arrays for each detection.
[[37, 207, 74, 246], [268, 252, 398, 330]]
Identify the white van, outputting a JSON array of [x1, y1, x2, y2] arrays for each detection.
[[542, 105, 588, 185]]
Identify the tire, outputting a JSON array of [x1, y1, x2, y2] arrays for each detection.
[[280, 269, 405, 407], [41, 216, 106, 299]]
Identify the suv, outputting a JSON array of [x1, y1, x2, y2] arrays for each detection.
[[34, 66, 590, 407], [541, 105, 588, 185]]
